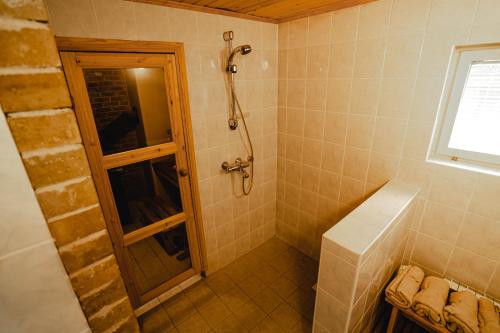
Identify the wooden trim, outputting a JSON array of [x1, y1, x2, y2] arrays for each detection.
[[123, 212, 186, 246], [56, 37, 183, 53], [75, 52, 169, 68], [174, 43, 208, 272], [125, 0, 278, 24], [103, 143, 177, 169], [140, 268, 195, 303]]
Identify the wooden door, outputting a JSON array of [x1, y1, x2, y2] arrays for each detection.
[[59, 43, 205, 308]]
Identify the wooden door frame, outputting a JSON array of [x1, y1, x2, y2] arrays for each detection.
[[56, 37, 207, 308]]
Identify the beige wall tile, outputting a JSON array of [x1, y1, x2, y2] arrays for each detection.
[[304, 111, 326, 140], [411, 233, 452, 274], [371, 117, 407, 155], [427, 0, 478, 31], [357, 0, 391, 40], [418, 27, 469, 77], [350, 79, 380, 115], [331, 6, 359, 44], [354, 38, 386, 77], [318, 249, 357, 305], [377, 79, 414, 118], [366, 152, 399, 186], [289, 18, 308, 49], [419, 202, 464, 243], [428, 167, 476, 210], [305, 80, 327, 110], [329, 42, 356, 77], [389, 0, 431, 35], [487, 266, 500, 299], [326, 78, 352, 113], [307, 46, 330, 79], [308, 13, 332, 46], [321, 143, 344, 173], [324, 113, 348, 145], [469, 175, 500, 221], [346, 115, 375, 149], [446, 248, 496, 292], [456, 213, 500, 262], [342, 147, 370, 180]]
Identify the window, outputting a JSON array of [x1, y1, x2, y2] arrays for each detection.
[[428, 44, 500, 176]]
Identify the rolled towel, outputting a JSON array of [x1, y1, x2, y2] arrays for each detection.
[[385, 265, 425, 308], [412, 276, 450, 326], [478, 298, 500, 333], [444, 291, 480, 333]]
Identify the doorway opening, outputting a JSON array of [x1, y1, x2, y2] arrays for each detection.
[[58, 38, 206, 309]]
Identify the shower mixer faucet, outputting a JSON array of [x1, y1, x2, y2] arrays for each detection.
[[221, 157, 252, 177]]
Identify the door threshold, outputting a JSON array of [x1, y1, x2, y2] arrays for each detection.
[[134, 273, 203, 317]]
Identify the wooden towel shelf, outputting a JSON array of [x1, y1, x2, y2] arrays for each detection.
[[385, 297, 451, 333]]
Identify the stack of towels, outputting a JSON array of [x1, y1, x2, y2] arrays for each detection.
[[385, 265, 500, 333]]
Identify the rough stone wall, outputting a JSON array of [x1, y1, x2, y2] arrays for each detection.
[[0, 1, 139, 332]]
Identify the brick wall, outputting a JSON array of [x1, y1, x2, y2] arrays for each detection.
[[0, 1, 139, 332]]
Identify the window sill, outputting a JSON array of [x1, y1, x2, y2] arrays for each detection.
[[426, 154, 500, 177]]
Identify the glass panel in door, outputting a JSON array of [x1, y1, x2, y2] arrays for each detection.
[[129, 222, 191, 295], [107, 156, 183, 234], [83, 67, 173, 155]]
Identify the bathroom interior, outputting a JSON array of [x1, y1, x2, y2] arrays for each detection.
[[1, 0, 499, 332]]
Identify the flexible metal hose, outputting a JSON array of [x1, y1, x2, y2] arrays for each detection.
[[229, 75, 254, 195]]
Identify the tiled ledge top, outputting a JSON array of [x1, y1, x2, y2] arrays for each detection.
[[323, 181, 419, 261]]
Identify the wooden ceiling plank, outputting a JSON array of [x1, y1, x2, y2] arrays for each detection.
[[126, 0, 279, 23], [127, 0, 380, 23], [278, 0, 377, 22], [239, 0, 283, 14]]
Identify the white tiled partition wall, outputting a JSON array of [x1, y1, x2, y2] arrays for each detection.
[[313, 181, 419, 333], [46, 0, 278, 274], [277, 0, 500, 299], [0, 110, 89, 332]]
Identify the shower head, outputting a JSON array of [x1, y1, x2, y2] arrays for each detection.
[[227, 45, 252, 73], [237, 45, 252, 55]]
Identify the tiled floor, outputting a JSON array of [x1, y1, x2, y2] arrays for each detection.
[[139, 237, 319, 333]]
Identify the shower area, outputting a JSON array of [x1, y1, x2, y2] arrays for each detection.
[[220, 31, 255, 196]]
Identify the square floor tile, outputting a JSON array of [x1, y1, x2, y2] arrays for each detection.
[[269, 302, 302, 331], [234, 300, 267, 330], [176, 312, 211, 333], [252, 287, 283, 314]]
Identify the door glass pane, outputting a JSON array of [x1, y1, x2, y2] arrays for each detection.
[[107, 155, 183, 234], [83, 68, 173, 155], [129, 223, 191, 294]]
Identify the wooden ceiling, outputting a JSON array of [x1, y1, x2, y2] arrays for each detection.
[[129, 0, 378, 23]]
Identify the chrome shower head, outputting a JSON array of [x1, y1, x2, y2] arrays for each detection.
[[227, 45, 252, 73], [238, 45, 252, 55]]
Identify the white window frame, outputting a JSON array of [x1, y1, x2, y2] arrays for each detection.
[[427, 43, 500, 176]]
